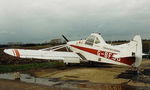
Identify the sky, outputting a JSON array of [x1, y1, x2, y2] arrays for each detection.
[[0, 0, 150, 44]]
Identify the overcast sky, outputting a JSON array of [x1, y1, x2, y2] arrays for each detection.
[[0, 0, 150, 44]]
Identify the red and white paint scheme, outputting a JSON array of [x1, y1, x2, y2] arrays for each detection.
[[4, 33, 143, 67]]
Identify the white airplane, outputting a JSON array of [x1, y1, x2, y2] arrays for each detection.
[[4, 33, 143, 68]]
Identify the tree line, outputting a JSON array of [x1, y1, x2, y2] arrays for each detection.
[[0, 39, 150, 53], [0, 39, 66, 48]]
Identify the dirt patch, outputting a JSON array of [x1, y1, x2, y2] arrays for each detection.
[[0, 79, 70, 90], [29, 59, 150, 87], [32, 65, 129, 84]]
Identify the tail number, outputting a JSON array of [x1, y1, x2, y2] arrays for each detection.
[[97, 51, 120, 61]]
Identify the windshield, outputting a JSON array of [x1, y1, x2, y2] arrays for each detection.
[[85, 35, 95, 46], [95, 37, 100, 44]]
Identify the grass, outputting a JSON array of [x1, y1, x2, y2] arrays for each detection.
[[0, 62, 64, 73]]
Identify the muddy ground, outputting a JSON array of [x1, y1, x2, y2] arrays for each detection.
[[25, 59, 150, 87], [1, 59, 150, 90], [0, 79, 71, 90]]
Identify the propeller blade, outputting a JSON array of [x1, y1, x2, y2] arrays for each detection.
[[62, 34, 69, 42]]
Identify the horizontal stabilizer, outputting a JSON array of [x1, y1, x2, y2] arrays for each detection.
[[114, 53, 148, 58], [142, 53, 150, 56]]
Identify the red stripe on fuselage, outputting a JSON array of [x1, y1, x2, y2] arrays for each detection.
[[70, 45, 135, 65], [71, 45, 98, 55]]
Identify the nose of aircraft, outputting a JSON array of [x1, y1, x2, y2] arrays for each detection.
[[4, 49, 15, 56]]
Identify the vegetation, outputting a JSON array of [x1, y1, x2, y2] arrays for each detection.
[[0, 38, 65, 48], [0, 62, 64, 73]]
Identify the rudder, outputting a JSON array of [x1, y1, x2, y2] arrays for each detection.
[[133, 35, 142, 67]]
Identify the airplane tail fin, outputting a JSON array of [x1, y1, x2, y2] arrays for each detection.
[[133, 35, 142, 67]]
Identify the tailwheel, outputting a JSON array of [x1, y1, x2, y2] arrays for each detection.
[[129, 66, 144, 76]]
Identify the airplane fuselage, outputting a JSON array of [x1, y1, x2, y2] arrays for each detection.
[[68, 40, 135, 66]]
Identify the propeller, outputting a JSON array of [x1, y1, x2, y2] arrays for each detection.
[[62, 34, 69, 42]]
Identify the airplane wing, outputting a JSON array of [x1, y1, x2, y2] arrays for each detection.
[[4, 49, 81, 64]]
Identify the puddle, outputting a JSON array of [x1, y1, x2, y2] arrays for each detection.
[[0, 73, 149, 90]]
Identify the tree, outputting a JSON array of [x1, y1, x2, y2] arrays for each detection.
[[50, 39, 63, 45]]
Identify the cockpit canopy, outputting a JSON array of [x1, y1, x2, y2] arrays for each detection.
[[85, 34, 101, 46]]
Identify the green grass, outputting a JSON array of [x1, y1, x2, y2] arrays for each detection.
[[0, 62, 64, 73]]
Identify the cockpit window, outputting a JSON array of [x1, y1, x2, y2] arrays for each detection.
[[85, 35, 95, 46], [95, 37, 100, 44]]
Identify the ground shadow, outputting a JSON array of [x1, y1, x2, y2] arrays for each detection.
[[65, 62, 113, 68], [142, 69, 150, 76], [116, 69, 150, 83]]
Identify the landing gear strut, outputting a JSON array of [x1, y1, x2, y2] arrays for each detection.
[[129, 66, 144, 76]]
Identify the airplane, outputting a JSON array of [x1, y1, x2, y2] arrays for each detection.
[[4, 33, 143, 68]]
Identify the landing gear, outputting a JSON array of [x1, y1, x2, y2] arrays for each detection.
[[128, 66, 144, 76]]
